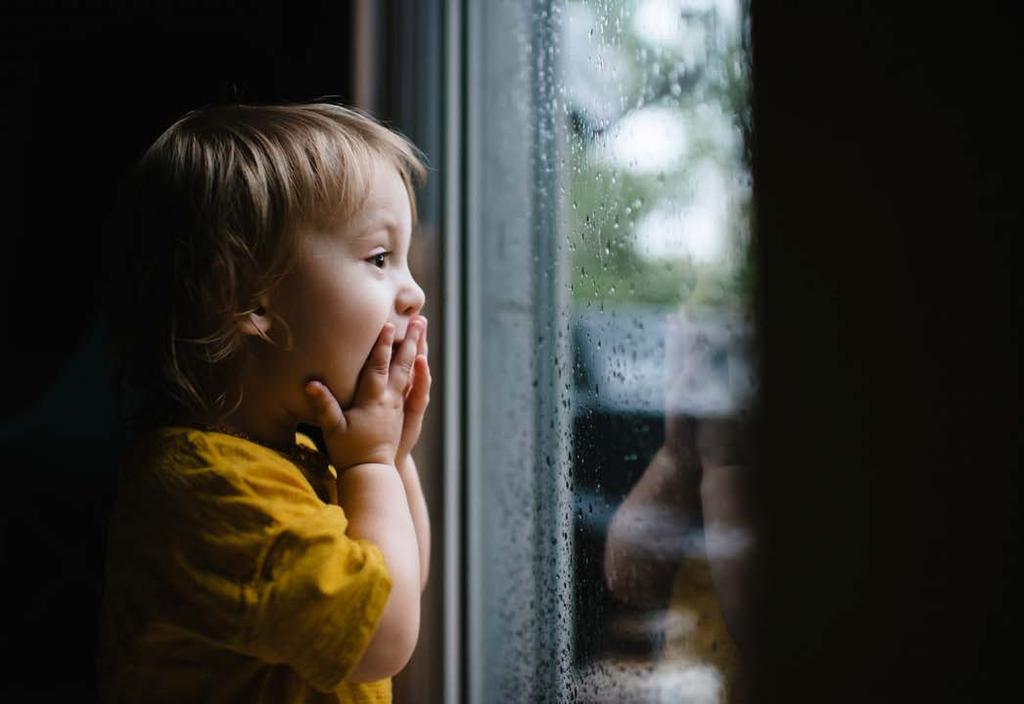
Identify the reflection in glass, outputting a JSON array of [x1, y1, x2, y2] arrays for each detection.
[[563, 0, 754, 701]]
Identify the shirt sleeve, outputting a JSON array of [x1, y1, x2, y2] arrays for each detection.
[[246, 503, 392, 692]]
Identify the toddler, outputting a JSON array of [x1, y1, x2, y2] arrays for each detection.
[[98, 103, 431, 703]]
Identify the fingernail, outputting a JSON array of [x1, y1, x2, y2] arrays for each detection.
[[410, 322, 422, 341]]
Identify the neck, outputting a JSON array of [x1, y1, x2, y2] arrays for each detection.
[[213, 374, 298, 449], [201, 344, 302, 449], [217, 407, 297, 449]]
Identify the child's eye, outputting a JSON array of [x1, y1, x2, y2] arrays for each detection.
[[368, 252, 389, 269]]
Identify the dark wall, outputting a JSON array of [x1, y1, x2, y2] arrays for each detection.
[[0, 2, 354, 698], [750, 3, 1021, 702]]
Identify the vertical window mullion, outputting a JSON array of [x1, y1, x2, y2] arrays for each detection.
[[462, 0, 572, 701]]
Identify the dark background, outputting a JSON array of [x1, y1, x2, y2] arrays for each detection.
[[1, 1, 1021, 702], [0, 1, 356, 699], [749, 2, 1022, 702]]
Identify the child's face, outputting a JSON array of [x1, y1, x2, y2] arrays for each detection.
[[265, 160, 425, 415]]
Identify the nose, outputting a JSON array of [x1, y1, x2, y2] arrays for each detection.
[[395, 273, 425, 319]]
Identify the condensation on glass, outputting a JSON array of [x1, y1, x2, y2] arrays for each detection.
[[563, 2, 755, 701], [465, 1, 754, 702]]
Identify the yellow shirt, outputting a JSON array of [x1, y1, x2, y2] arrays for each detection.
[[662, 557, 742, 703], [97, 427, 393, 703]]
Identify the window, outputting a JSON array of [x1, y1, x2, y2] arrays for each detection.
[[458, 1, 754, 700]]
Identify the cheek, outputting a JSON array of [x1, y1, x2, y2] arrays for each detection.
[[277, 261, 395, 400], [315, 291, 391, 402]]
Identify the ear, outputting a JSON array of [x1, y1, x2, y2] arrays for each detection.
[[239, 298, 274, 342]]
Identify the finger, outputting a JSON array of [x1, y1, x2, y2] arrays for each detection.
[[405, 354, 431, 416], [404, 316, 428, 399], [417, 316, 428, 359], [305, 380, 346, 433], [389, 319, 422, 394], [356, 324, 395, 402]]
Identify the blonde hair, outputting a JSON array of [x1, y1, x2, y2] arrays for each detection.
[[105, 102, 427, 431]]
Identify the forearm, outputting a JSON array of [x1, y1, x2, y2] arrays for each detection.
[[699, 461, 756, 651], [336, 463, 421, 682], [695, 419, 756, 651], [604, 445, 703, 607], [398, 455, 431, 590]]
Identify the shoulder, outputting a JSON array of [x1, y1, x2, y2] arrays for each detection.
[[119, 426, 326, 521], [127, 426, 294, 480]]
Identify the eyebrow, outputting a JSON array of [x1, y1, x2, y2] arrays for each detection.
[[370, 215, 398, 230], [354, 214, 399, 237]]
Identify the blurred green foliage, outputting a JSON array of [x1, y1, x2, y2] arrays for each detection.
[[564, 0, 752, 316]]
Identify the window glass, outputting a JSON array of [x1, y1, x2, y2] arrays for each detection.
[[464, 1, 754, 700], [564, 1, 754, 700]]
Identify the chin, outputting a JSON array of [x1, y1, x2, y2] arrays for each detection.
[[301, 369, 357, 413], [332, 377, 359, 410]]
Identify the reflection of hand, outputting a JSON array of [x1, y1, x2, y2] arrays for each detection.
[[662, 312, 756, 652], [696, 417, 752, 473], [663, 309, 753, 480], [606, 311, 757, 630], [604, 444, 702, 609], [694, 416, 755, 654], [662, 411, 701, 484]]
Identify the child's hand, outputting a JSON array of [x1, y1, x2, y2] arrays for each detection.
[[396, 315, 431, 464], [304, 320, 425, 471]]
